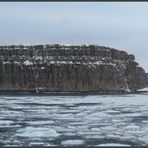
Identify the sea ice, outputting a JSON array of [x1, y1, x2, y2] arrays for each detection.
[[27, 121, 54, 125], [96, 143, 130, 146], [61, 140, 85, 146], [16, 127, 60, 138], [0, 120, 13, 125], [1, 93, 148, 146]]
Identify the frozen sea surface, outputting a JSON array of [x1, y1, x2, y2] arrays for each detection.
[[0, 93, 148, 146]]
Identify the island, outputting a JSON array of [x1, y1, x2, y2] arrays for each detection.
[[0, 44, 147, 93]]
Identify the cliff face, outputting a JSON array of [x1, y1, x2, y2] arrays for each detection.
[[0, 44, 147, 92]]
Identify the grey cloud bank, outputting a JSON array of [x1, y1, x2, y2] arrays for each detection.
[[0, 2, 147, 72]]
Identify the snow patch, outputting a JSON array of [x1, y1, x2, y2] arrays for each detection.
[[48, 60, 116, 66], [96, 143, 130, 146], [0, 120, 13, 125], [3, 61, 10, 64], [14, 61, 20, 65], [23, 60, 33, 66], [33, 56, 43, 60], [93, 61, 116, 67], [125, 81, 131, 92], [57, 61, 67, 64], [50, 61, 55, 64]]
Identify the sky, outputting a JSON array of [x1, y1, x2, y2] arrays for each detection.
[[0, 2, 147, 72]]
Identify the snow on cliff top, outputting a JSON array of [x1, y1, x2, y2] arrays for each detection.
[[23, 60, 33, 66]]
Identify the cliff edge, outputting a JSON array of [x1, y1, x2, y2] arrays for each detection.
[[0, 44, 147, 93]]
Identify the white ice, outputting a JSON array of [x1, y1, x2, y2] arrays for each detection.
[[96, 143, 130, 146], [16, 127, 60, 138], [27, 121, 54, 125], [0, 120, 13, 125], [61, 140, 84, 146]]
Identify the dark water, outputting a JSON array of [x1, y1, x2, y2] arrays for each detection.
[[0, 93, 148, 146]]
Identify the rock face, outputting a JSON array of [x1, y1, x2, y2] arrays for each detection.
[[0, 44, 147, 92]]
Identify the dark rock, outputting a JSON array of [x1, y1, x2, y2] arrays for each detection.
[[0, 44, 147, 92]]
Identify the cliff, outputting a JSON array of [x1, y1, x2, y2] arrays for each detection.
[[0, 44, 147, 93]]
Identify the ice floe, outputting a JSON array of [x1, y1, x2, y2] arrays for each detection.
[[0, 120, 13, 125], [27, 120, 54, 125], [61, 140, 85, 146], [23, 60, 33, 65], [16, 127, 60, 137]]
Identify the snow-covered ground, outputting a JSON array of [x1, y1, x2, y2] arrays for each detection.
[[137, 87, 148, 92], [0, 93, 148, 146]]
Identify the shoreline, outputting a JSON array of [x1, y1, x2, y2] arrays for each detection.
[[0, 90, 147, 96]]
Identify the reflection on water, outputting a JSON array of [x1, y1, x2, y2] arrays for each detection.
[[0, 93, 148, 146]]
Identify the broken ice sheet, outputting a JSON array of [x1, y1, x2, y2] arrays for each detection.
[[16, 127, 60, 138], [61, 140, 85, 146]]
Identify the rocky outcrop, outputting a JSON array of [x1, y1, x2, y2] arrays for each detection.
[[0, 44, 147, 93]]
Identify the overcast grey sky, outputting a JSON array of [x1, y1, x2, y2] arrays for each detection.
[[0, 2, 147, 72]]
